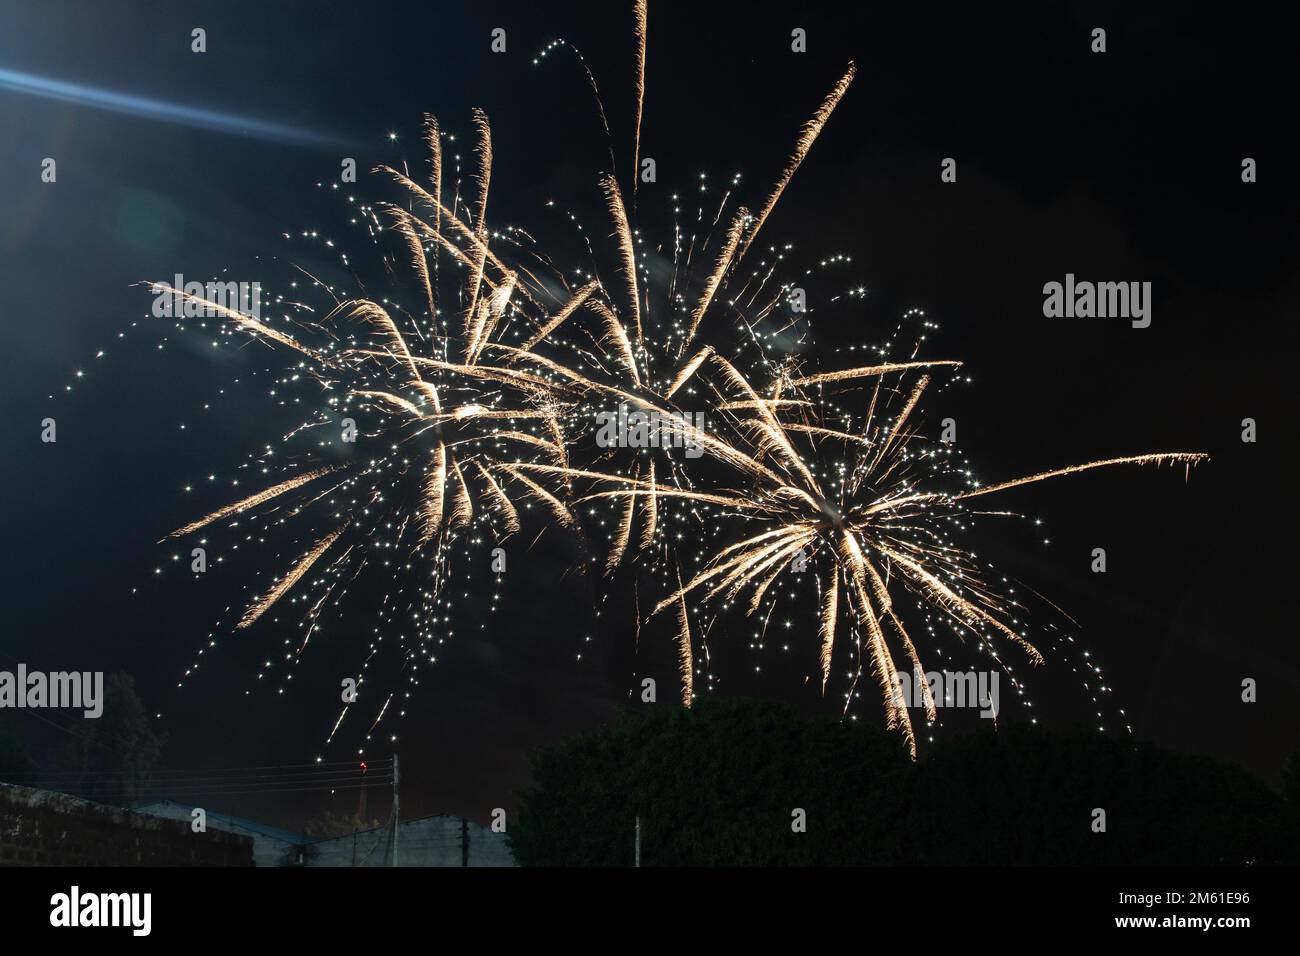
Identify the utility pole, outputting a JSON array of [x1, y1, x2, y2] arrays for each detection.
[[461, 818, 470, 867], [635, 815, 641, 868], [388, 754, 400, 867]]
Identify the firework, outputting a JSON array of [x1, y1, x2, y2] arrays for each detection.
[[122, 1, 1205, 759]]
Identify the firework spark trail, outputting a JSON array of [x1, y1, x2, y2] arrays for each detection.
[[888, 609, 936, 721], [958, 453, 1210, 500], [393, 215, 435, 320], [738, 61, 856, 262], [382, 200, 490, 281], [471, 107, 493, 230], [717, 398, 811, 412], [418, 443, 448, 544], [502, 465, 578, 528], [521, 279, 600, 349], [632, 0, 648, 196], [143, 283, 325, 361], [649, 528, 816, 614], [790, 360, 962, 387], [685, 207, 748, 350], [330, 299, 425, 381], [664, 345, 712, 399], [350, 389, 425, 417], [875, 541, 1043, 665], [484, 345, 793, 485], [818, 566, 838, 693], [165, 466, 346, 539], [605, 479, 638, 573], [709, 534, 813, 608], [673, 563, 693, 707], [237, 520, 350, 629], [874, 373, 928, 466], [374, 167, 523, 295], [422, 113, 442, 233], [536, 37, 617, 174], [379, 353, 553, 391], [783, 422, 874, 446], [458, 109, 496, 363], [589, 300, 641, 386], [600, 173, 642, 343], [467, 271, 517, 365], [710, 353, 821, 491], [449, 458, 474, 529], [492, 430, 564, 456], [639, 459, 657, 551], [473, 461, 521, 534]]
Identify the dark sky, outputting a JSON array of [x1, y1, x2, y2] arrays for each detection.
[[1, 0, 1296, 828]]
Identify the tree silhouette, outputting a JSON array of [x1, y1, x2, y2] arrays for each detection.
[[510, 699, 1296, 866], [70, 672, 165, 807], [0, 724, 34, 779]]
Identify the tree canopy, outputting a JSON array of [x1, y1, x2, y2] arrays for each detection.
[[509, 699, 1298, 866]]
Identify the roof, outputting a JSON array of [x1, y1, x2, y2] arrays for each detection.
[[303, 813, 474, 845], [134, 800, 310, 845]]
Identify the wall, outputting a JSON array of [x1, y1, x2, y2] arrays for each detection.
[[133, 801, 304, 868], [0, 783, 252, 867], [305, 815, 513, 867]]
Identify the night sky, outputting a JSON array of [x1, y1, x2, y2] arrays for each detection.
[[1, 0, 1296, 829]]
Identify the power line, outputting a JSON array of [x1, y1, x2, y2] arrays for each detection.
[[125, 781, 393, 797], [4, 763, 388, 780]]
